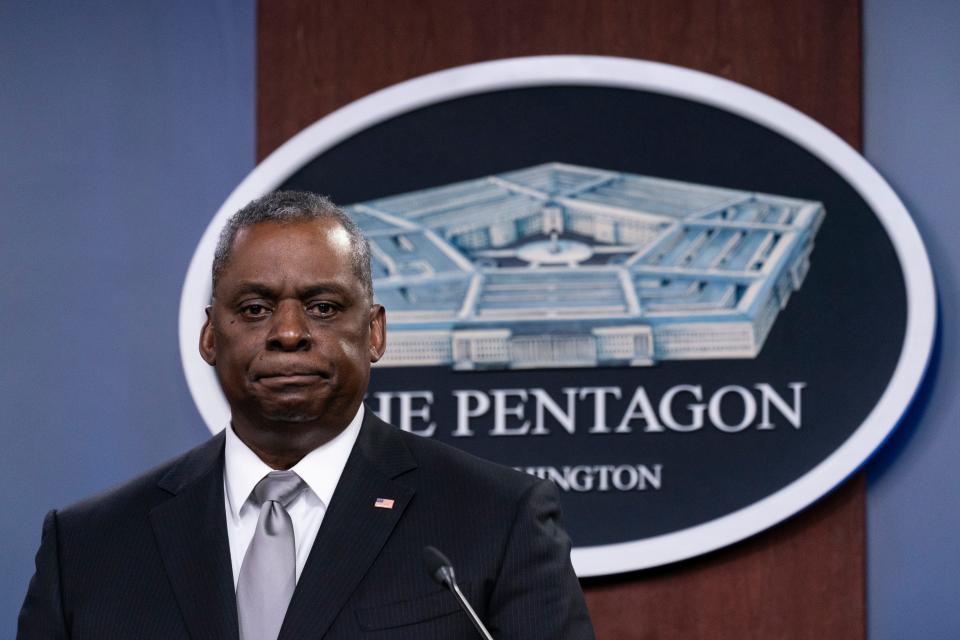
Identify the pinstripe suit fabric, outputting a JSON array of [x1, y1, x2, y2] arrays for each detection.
[[18, 410, 595, 639]]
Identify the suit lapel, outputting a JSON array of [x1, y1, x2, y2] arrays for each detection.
[[279, 411, 417, 639], [150, 433, 239, 640]]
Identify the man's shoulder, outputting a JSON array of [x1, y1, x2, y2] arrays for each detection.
[[369, 415, 541, 501], [56, 433, 223, 528]]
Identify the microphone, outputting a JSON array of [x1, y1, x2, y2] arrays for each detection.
[[423, 546, 494, 640]]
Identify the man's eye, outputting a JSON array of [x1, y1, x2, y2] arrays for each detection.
[[308, 302, 337, 316], [240, 304, 269, 317]]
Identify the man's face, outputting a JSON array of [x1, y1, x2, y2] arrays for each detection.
[[200, 218, 385, 432]]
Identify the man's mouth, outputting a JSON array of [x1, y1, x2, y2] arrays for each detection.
[[255, 371, 327, 386]]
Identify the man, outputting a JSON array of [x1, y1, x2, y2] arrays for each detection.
[[19, 191, 595, 639]]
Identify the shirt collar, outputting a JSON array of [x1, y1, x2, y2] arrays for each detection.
[[223, 404, 365, 521]]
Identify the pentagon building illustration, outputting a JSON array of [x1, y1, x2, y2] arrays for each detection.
[[345, 163, 825, 370]]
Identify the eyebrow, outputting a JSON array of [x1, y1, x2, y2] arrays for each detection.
[[229, 282, 276, 298], [299, 283, 354, 299], [227, 281, 355, 300]]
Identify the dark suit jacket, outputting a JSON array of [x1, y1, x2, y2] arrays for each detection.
[[18, 410, 595, 639]]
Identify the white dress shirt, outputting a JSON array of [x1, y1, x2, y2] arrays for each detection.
[[222, 405, 364, 588]]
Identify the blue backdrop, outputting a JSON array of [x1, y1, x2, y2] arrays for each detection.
[[1, 1, 956, 637], [864, 2, 960, 638], [0, 0, 254, 627]]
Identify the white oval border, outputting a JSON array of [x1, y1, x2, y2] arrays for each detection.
[[179, 55, 936, 577]]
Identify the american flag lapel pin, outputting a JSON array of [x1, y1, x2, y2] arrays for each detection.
[[374, 497, 395, 509]]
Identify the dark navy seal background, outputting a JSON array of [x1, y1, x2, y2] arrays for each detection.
[[281, 86, 906, 546], [1, 2, 957, 638], [281, 86, 906, 545]]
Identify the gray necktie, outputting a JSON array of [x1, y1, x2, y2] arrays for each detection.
[[236, 470, 306, 640]]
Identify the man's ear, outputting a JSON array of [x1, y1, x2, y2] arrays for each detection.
[[199, 306, 217, 366], [368, 304, 387, 363]]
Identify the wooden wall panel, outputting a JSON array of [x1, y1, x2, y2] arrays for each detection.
[[258, 1, 864, 637], [257, 0, 861, 160], [583, 476, 864, 639]]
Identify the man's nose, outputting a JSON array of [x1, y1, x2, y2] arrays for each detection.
[[266, 301, 312, 351]]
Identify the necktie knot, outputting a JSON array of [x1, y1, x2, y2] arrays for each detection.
[[253, 470, 305, 509]]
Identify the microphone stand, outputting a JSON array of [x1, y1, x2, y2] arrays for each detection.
[[424, 546, 495, 640]]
